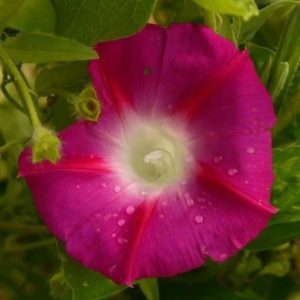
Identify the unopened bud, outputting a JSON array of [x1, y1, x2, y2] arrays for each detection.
[[74, 85, 101, 122], [32, 127, 61, 164]]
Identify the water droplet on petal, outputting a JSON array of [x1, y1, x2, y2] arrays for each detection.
[[214, 156, 223, 163], [186, 154, 194, 163], [246, 147, 255, 154], [114, 185, 121, 193], [159, 214, 164, 219], [232, 238, 242, 249], [102, 182, 107, 188], [109, 265, 116, 273], [118, 219, 125, 226], [112, 233, 116, 238], [76, 184, 80, 189], [126, 206, 135, 215], [194, 215, 204, 224], [197, 197, 206, 202], [220, 253, 227, 260], [244, 180, 249, 184], [117, 237, 128, 244], [187, 199, 194, 206], [141, 190, 148, 196], [228, 168, 238, 176], [184, 193, 194, 206]]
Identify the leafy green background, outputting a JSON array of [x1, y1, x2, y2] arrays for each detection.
[[1, 0, 300, 299]]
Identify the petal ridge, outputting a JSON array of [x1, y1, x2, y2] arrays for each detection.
[[197, 161, 277, 214]]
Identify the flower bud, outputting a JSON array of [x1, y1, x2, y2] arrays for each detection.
[[32, 127, 61, 164], [74, 85, 101, 122]]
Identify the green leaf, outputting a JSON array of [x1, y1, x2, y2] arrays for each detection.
[[193, 0, 258, 20], [57, 245, 127, 300], [239, 0, 300, 44], [269, 61, 289, 99], [271, 6, 300, 108], [247, 43, 274, 74], [248, 143, 300, 250], [139, 278, 160, 300], [1, 32, 98, 63], [259, 260, 291, 277], [0, 0, 25, 31], [271, 143, 300, 224], [51, 0, 156, 45], [35, 62, 89, 96], [248, 221, 300, 250], [6, 0, 55, 33]]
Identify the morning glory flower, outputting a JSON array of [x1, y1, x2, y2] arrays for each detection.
[[19, 24, 276, 285]]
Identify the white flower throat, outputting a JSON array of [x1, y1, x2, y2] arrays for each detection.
[[119, 119, 190, 187]]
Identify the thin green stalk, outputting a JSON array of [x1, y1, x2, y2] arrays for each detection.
[[1, 77, 27, 113], [268, 6, 300, 105], [0, 137, 29, 154], [273, 93, 300, 137], [4, 238, 55, 253], [0, 44, 41, 128], [0, 222, 48, 234]]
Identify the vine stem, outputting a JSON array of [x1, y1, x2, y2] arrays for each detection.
[[0, 44, 41, 128], [0, 222, 48, 234], [0, 137, 29, 154], [273, 92, 300, 137]]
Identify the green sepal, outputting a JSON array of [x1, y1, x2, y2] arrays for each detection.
[[74, 85, 101, 122], [32, 127, 61, 164]]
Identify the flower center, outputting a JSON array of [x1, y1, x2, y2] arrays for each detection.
[[123, 120, 189, 186], [142, 149, 175, 182]]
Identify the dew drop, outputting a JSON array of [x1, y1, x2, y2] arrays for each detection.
[[244, 180, 249, 184], [112, 233, 116, 238], [228, 168, 238, 176], [118, 219, 125, 226], [76, 184, 80, 189], [109, 265, 116, 273], [140, 190, 148, 196], [197, 197, 206, 202], [246, 147, 255, 154], [220, 253, 227, 260], [117, 237, 128, 244], [194, 215, 204, 224], [187, 199, 194, 206], [159, 214, 164, 219], [114, 185, 121, 193], [186, 154, 194, 163], [201, 246, 208, 254], [82, 282, 88, 287], [214, 156, 223, 163], [232, 238, 242, 249], [126, 206, 135, 215], [185, 193, 194, 206]]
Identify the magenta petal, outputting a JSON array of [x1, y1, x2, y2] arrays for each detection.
[[89, 24, 241, 117]]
